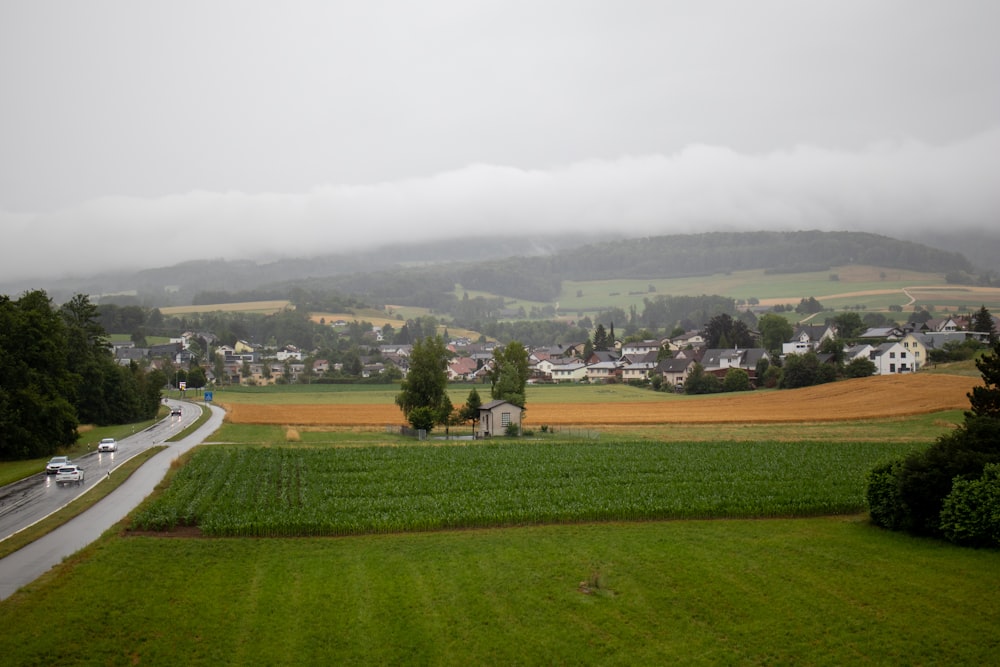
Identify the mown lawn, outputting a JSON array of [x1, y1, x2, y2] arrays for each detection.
[[2, 518, 997, 665]]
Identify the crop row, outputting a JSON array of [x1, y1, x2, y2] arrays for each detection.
[[130, 440, 919, 537]]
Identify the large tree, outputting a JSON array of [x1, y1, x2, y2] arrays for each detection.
[[0, 291, 79, 459], [395, 335, 452, 428], [967, 335, 1000, 419], [592, 324, 610, 351], [60, 294, 117, 425], [487, 341, 530, 407], [757, 313, 793, 353], [832, 312, 865, 340], [970, 305, 997, 344], [703, 313, 754, 349], [458, 387, 483, 431]]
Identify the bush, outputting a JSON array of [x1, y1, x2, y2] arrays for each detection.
[[505, 422, 521, 437], [939, 463, 1000, 547], [866, 460, 906, 530], [407, 406, 436, 434], [684, 363, 721, 395], [843, 357, 877, 378], [722, 368, 751, 392], [866, 338, 1000, 543], [761, 365, 782, 388]]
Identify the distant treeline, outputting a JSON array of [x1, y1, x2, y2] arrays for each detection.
[[307, 230, 974, 309], [88, 231, 978, 318]]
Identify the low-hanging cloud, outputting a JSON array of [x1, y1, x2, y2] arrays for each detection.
[[3, 128, 998, 284]]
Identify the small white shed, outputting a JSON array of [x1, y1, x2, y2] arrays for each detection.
[[477, 399, 523, 438]]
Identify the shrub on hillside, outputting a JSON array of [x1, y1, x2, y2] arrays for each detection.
[[722, 368, 751, 392], [867, 337, 1000, 545], [866, 460, 906, 531], [939, 463, 1000, 547]]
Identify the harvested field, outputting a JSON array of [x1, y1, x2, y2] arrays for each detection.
[[220, 373, 978, 426]]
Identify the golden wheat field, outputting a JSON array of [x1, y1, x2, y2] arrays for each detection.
[[220, 374, 979, 426]]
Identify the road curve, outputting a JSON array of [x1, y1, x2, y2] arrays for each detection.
[[0, 403, 226, 601]]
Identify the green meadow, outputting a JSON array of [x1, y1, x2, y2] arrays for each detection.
[[3, 518, 998, 665], [459, 265, 1000, 318], [1, 382, 997, 664]]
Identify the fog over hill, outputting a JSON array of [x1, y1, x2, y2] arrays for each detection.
[[3, 230, 989, 309], [3, 4, 999, 297]]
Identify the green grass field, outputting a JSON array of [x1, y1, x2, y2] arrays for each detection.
[[460, 265, 1000, 320], [203, 382, 678, 405], [2, 382, 997, 664], [3, 518, 997, 665]]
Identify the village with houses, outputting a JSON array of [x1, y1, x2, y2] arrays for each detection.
[[111, 310, 999, 393]]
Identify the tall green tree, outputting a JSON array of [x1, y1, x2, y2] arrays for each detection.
[[832, 312, 865, 340], [818, 336, 846, 366], [703, 313, 754, 349], [395, 335, 452, 426], [61, 294, 117, 424], [967, 336, 1000, 419], [592, 324, 610, 351], [779, 351, 822, 389], [970, 305, 997, 344], [488, 341, 529, 407], [757, 313, 793, 353], [458, 387, 483, 430], [0, 291, 79, 459]]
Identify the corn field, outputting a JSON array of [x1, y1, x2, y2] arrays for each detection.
[[130, 440, 918, 537]]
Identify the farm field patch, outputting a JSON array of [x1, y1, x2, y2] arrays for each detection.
[[130, 440, 916, 536], [157, 300, 291, 316], [218, 373, 979, 426]]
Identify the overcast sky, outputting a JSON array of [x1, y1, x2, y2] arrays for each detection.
[[2, 1, 999, 284]]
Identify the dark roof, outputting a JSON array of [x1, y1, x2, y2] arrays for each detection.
[[479, 399, 522, 411], [657, 357, 695, 372]]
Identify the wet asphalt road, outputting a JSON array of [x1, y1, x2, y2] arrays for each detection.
[[0, 400, 225, 600]]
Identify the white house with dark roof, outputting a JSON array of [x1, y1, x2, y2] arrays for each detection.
[[782, 324, 836, 356], [656, 357, 697, 387], [621, 361, 658, 383], [586, 360, 622, 383], [620, 339, 662, 357], [870, 341, 914, 375], [550, 360, 588, 382]]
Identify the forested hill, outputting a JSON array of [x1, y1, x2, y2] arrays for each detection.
[[549, 231, 970, 281], [310, 230, 973, 306], [21, 230, 975, 308]]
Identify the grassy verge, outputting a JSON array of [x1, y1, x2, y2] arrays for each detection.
[[3, 517, 997, 665], [0, 447, 164, 560], [600, 409, 964, 442]]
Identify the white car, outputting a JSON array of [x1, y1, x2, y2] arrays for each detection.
[[55, 464, 85, 486], [45, 456, 70, 474], [98, 438, 118, 452]]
